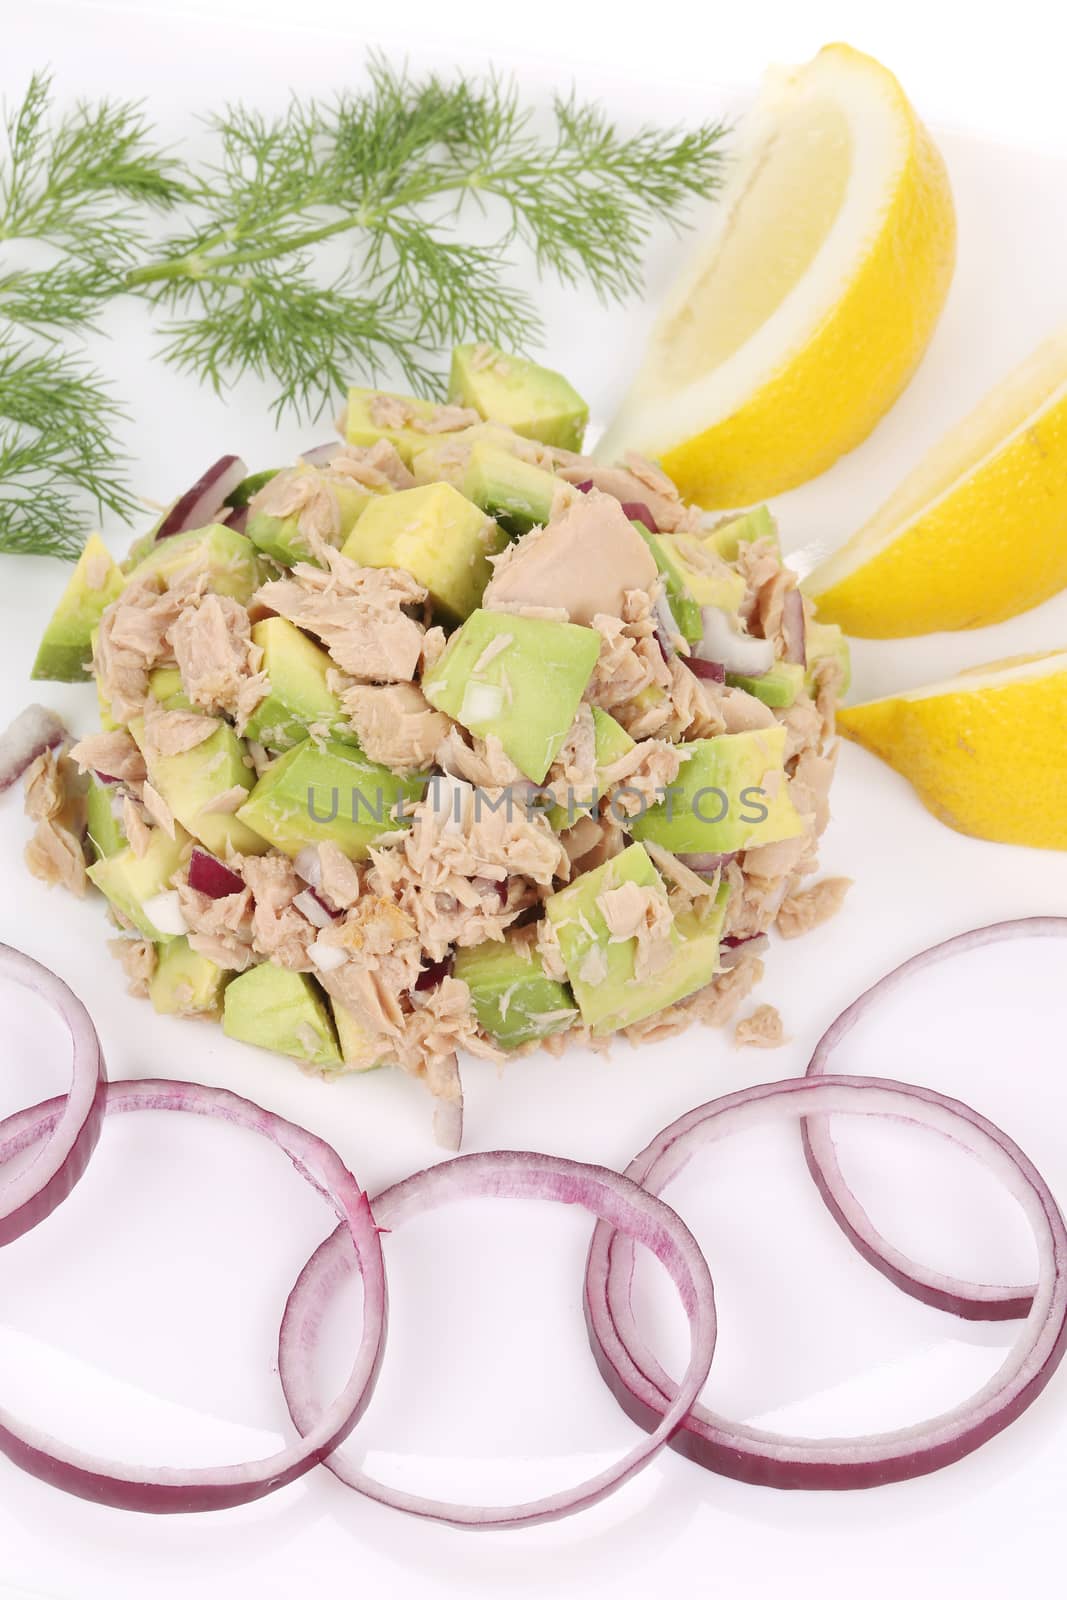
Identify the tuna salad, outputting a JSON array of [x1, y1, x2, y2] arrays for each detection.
[[20, 343, 851, 1144]]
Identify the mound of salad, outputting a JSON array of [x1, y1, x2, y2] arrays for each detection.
[[18, 343, 850, 1143]]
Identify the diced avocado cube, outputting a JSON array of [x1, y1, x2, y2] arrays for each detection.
[[544, 842, 729, 1034], [149, 935, 228, 1017], [31, 533, 125, 683], [805, 620, 852, 696], [86, 775, 126, 861], [344, 387, 451, 466], [547, 707, 635, 830], [726, 662, 805, 709], [630, 728, 805, 855], [129, 716, 267, 857], [332, 1000, 391, 1072], [147, 666, 192, 710], [87, 824, 192, 942], [453, 936, 577, 1049], [655, 532, 746, 615], [242, 617, 355, 752], [341, 482, 506, 622], [247, 466, 372, 568], [410, 423, 512, 488], [223, 963, 342, 1068], [235, 737, 425, 861], [705, 506, 780, 562], [422, 609, 601, 784], [629, 524, 704, 645], [90, 628, 121, 731], [129, 524, 266, 603], [449, 344, 588, 452], [462, 441, 562, 536]]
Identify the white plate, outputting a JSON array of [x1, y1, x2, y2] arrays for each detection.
[[4, 9, 1067, 1599]]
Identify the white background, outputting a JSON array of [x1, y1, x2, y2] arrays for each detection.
[[4, 3, 1067, 1598]]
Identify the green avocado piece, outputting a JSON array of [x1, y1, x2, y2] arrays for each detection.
[[705, 506, 780, 562], [655, 531, 746, 618], [341, 481, 506, 621], [462, 441, 562, 536], [332, 1000, 390, 1072], [544, 842, 729, 1034], [246, 466, 372, 568], [227, 468, 277, 509], [449, 344, 588, 452], [453, 936, 577, 1049], [344, 386, 462, 466], [628, 523, 704, 645], [242, 617, 355, 752], [726, 662, 805, 709], [805, 620, 852, 696], [410, 423, 514, 488], [223, 964, 342, 1068], [90, 629, 121, 730], [422, 609, 602, 784], [31, 533, 125, 683], [630, 727, 804, 855], [129, 523, 266, 603], [235, 737, 426, 861], [85, 775, 126, 860], [147, 666, 192, 711], [87, 824, 192, 942], [129, 716, 266, 857], [149, 935, 228, 1017]]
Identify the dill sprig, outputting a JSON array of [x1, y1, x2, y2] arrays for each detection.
[[1, 61, 726, 556], [128, 58, 726, 419], [0, 70, 185, 556]]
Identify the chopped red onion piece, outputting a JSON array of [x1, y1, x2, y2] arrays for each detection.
[[574, 479, 594, 493], [94, 769, 121, 786], [293, 846, 322, 890], [781, 589, 807, 666], [0, 947, 105, 1247], [685, 657, 726, 684], [652, 594, 679, 657], [0, 705, 67, 793], [279, 1150, 716, 1528], [0, 1079, 386, 1513], [620, 500, 658, 533], [804, 919, 1067, 1321], [677, 852, 733, 874], [586, 1074, 1067, 1489], [301, 442, 344, 468], [696, 606, 774, 677], [188, 848, 245, 900], [414, 955, 453, 991], [294, 888, 337, 928], [155, 456, 248, 541], [719, 933, 769, 968]]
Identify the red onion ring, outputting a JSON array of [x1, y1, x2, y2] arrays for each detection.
[[804, 920, 1067, 1321], [0, 705, 67, 793], [586, 1075, 1067, 1489], [278, 1150, 716, 1528], [0, 1079, 386, 1513], [155, 456, 248, 541], [0, 947, 106, 1248]]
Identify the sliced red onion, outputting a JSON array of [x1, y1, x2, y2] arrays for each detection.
[[719, 933, 769, 968], [279, 1151, 716, 1528], [0, 705, 67, 793], [188, 848, 245, 900], [620, 500, 658, 534], [652, 593, 679, 657], [294, 846, 323, 890], [684, 657, 726, 684], [94, 769, 121, 786], [781, 589, 807, 667], [294, 888, 338, 929], [414, 955, 453, 991], [574, 479, 594, 493], [155, 456, 248, 541], [696, 606, 774, 677], [301, 442, 344, 468], [0, 947, 106, 1248], [678, 852, 734, 874], [0, 1079, 386, 1513], [804, 920, 1067, 1322], [227, 505, 249, 537], [587, 1074, 1067, 1489]]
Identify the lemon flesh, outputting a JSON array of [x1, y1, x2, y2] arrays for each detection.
[[838, 652, 1067, 849], [805, 332, 1067, 636], [597, 43, 956, 509]]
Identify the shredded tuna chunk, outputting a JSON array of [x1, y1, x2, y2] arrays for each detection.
[[67, 729, 147, 786], [789, 746, 838, 837], [597, 878, 675, 982], [255, 551, 426, 683], [23, 749, 87, 897], [167, 592, 267, 723], [242, 853, 316, 969], [94, 575, 190, 722], [108, 936, 157, 997], [435, 728, 525, 788], [599, 738, 683, 819], [121, 795, 153, 858], [812, 656, 844, 743], [324, 438, 415, 493], [483, 491, 657, 625], [778, 692, 825, 764], [339, 681, 451, 773], [734, 1003, 786, 1049], [397, 977, 504, 1079], [554, 458, 705, 534], [140, 696, 218, 758], [776, 876, 852, 940]]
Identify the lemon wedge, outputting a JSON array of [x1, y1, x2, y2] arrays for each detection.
[[838, 651, 1067, 848], [597, 43, 955, 508], [805, 331, 1067, 635]]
